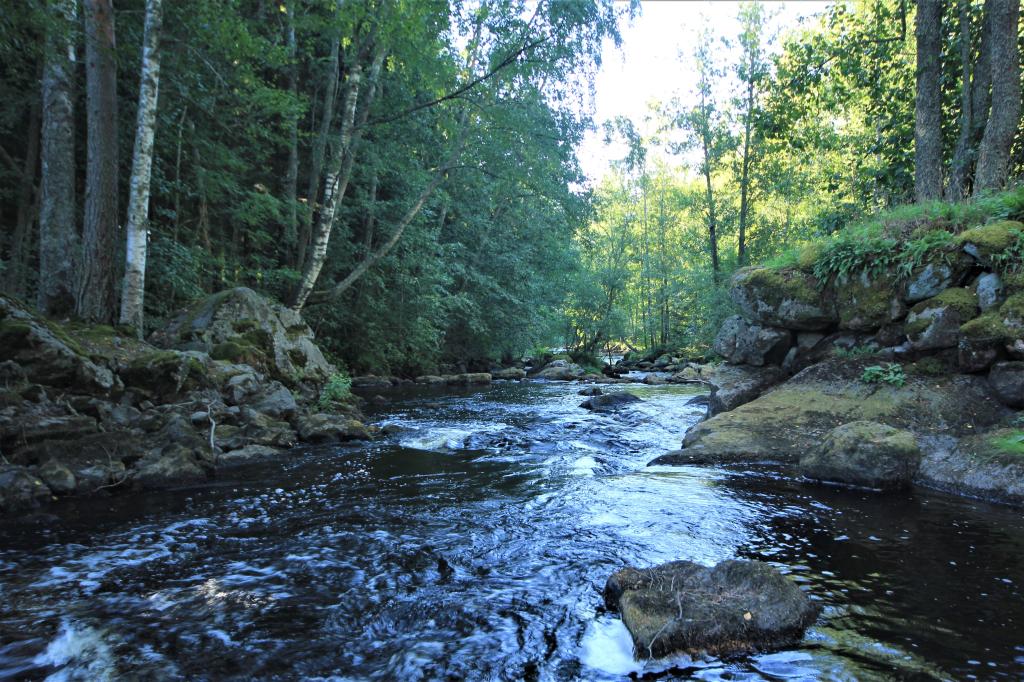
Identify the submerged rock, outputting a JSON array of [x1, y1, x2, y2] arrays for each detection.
[[799, 421, 921, 490], [580, 392, 641, 412], [578, 386, 603, 397], [0, 465, 52, 512], [604, 559, 819, 659]]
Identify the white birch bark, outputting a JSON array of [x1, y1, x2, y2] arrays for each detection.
[[119, 0, 163, 333]]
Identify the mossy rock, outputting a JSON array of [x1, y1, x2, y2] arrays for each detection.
[[120, 350, 211, 399], [211, 340, 266, 367], [835, 270, 904, 332], [957, 220, 1024, 262], [730, 267, 836, 331], [917, 427, 1024, 505], [652, 356, 1010, 466]]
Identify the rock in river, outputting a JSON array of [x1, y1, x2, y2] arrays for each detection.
[[580, 392, 641, 412], [799, 421, 921, 490], [604, 559, 819, 659]]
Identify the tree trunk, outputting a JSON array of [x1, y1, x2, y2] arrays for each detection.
[[7, 97, 41, 300], [283, 3, 299, 266], [38, 0, 78, 315], [737, 77, 754, 265], [77, 0, 119, 323], [701, 125, 720, 283], [947, 0, 977, 200], [975, 0, 1021, 193], [914, 0, 943, 201], [119, 0, 163, 335], [297, 30, 341, 272]]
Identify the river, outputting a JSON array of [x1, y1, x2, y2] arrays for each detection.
[[0, 380, 1022, 680]]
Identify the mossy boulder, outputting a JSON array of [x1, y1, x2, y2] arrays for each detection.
[[835, 270, 905, 332], [730, 267, 837, 331], [295, 413, 371, 442], [957, 220, 1024, 264], [799, 421, 921, 490], [958, 293, 1024, 370], [150, 287, 334, 387], [604, 559, 819, 659], [0, 296, 117, 395], [119, 350, 212, 400], [652, 357, 1009, 466], [906, 287, 978, 351], [0, 465, 52, 513], [905, 262, 963, 303]]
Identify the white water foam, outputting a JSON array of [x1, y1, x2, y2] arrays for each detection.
[[398, 422, 509, 451], [34, 620, 117, 681]]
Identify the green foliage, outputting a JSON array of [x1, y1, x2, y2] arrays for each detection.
[[860, 363, 906, 388], [812, 227, 898, 282], [317, 372, 353, 411], [989, 430, 1024, 456], [896, 230, 955, 278], [833, 345, 877, 359]]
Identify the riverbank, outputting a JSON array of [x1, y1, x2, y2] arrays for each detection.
[[0, 288, 376, 515]]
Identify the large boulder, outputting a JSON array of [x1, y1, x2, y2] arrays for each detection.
[[0, 296, 117, 395], [799, 421, 921, 490], [835, 270, 906, 332], [133, 444, 212, 489], [713, 316, 792, 367], [295, 413, 371, 442], [444, 373, 491, 386], [580, 392, 642, 412], [988, 361, 1024, 408], [119, 350, 213, 400], [151, 287, 335, 386], [0, 465, 52, 513], [604, 559, 819, 659], [730, 267, 836, 330], [975, 272, 1005, 312], [706, 364, 784, 416], [917, 429, 1024, 505], [905, 287, 978, 351], [535, 360, 585, 381], [652, 357, 1009, 467]]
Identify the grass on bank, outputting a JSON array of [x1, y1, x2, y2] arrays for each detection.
[[763, 187, 1024, 283]]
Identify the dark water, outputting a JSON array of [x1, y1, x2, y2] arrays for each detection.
[[1, 381, 1023, 681]]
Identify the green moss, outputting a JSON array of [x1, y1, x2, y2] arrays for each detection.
[[907, 357, 949, 376], [911, 287, 978, 320], [0, 320, 34, 351], [232, 319, 258, 334], [743, 267, 822, 302], [960, 312, 1011, 341], [905, 316, 931, 336], [211, 340, 265, 365], [956, 220, 1024, 256], [989, 430, 1024, 456], [1003, 272, 1024, 294], [836, 273, 896, 329], [1001, 292, 1024, 320]]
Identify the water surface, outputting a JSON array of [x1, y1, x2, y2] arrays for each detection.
[[1, 380, 1022, 680]]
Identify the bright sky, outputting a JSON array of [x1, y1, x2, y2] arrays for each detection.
[[576, 1, 833, 184]]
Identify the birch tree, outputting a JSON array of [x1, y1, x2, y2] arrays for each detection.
[[119, 0, 164, 334]]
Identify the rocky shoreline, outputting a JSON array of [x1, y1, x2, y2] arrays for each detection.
[[651, 225, 1024, 507]]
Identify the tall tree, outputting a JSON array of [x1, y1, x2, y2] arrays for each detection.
[[119, 0, 164, 334], [947, 0, 993, 199], [77, 0, 119, 323], [975, 0, 1021, 193], [38, 0, 78, 316], [735, 2, 769, 266], [914, 0, 943, 201]]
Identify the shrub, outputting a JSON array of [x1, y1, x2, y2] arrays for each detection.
[[317, 371, 353, 410], [860, 363, 906, 388]]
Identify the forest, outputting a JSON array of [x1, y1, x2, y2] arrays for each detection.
[[0, 0, 1022, 373]]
